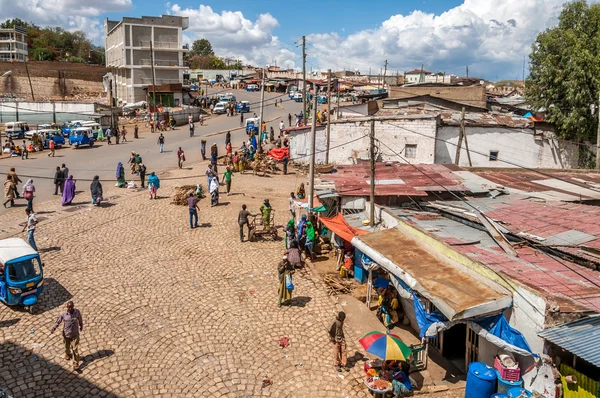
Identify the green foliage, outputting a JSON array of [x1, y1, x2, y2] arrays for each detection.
[[188, 54, 237, 70], [32, 47, 54, 61], [526, 0, 600, 141], [190, 38, 214, 57]]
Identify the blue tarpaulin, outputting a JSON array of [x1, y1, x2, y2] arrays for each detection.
[[476, 314, 533, 354]]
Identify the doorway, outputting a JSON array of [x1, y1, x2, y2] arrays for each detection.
[[442, 324, 467, 373]]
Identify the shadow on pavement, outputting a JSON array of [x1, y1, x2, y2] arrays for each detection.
[[196, 223, 212, 228], [34, 277, 73, 315], [0, 319, 20, 328], [38, 246, 61, 253], [36, 211, 56, 215], [77, 349, 115, 371], [97, 202, 116, 208], [0, 341, 115, 397], [290, 296, 312, 307], [346, 351, 366, 369]]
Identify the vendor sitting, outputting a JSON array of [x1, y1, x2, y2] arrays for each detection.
[[383, 360, 414, 397]]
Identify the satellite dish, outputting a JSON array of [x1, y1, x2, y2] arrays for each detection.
[[1, 71, 12, 77]]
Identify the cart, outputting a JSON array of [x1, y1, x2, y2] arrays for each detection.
[[248, 213, 278, 242]]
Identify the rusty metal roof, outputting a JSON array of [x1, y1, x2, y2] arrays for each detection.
[[353, 228, 512, 321], [320, 163, 467, 197]]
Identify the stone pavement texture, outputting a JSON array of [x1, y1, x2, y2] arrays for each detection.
[[0, 163, 377, 397]]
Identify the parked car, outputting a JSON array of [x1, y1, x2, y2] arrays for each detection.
[[4, 121, 30, 138], [293, 93, 303, 102], [212, 102, 229, 114], [246, 84, 259, 92], [236, 101, 250, 113], [68, 127, 95, 148], [317, 95, 328, 104]]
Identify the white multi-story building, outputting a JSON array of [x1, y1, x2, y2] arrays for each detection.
[[0, 26, 28, 62], [104, 15, 189, 105]]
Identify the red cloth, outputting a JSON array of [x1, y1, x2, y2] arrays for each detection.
[[320, 213, 369, 243], [268, 147, 289, 162]]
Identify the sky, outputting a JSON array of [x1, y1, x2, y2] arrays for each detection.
[[0, 0, 574, 80]]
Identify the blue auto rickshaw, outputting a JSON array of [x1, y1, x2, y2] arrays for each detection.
[[68, 127, 95, 148], [0, 238, 44, 313], [245, 117, 260, 135], [236, 101, 250, 113]]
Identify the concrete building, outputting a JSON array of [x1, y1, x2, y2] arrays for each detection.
[[104, 15, 189, 105], [0, 26, 27, 62]]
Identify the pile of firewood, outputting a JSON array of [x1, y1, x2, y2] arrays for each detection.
[[323, 275, 354, 296], [171, 185, 202, 205]]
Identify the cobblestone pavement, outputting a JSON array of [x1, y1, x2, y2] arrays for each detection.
[[0, 164, 378, 397]]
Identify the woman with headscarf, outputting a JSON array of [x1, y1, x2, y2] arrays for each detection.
[[260, 198, 272, 226], [248, 145, 255, 161], [90, 175, 103, 205], [297, 214, 307, 248], [209, 175, 219, 206], [116, 162, 126, 188], [97, 127, 105, 141], [3, 176, 16, 208], [285, 219, 296, 249], [251, 133, 257, 152], [147, 172, 160, 199], [61, 175, 76, 206], [277, 255, 294, 307], [304, 221, 316, 261], [296, 183, 305, 199], [210, 143, 218, 173], [22, 179, 35, 211]]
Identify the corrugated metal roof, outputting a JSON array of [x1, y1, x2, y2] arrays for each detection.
[[538, 315, 600, 367]]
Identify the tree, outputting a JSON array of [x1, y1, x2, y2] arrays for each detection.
[[190, 39, 214, 57], [32, 47, 54, 61], [526, 0, 600, 141]]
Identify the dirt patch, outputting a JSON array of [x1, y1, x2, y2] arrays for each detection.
[[0, 61, 109, 82]]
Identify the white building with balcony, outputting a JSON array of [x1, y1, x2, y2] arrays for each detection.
[[104, 15, 189, 105], [0, 26, 28, 62]]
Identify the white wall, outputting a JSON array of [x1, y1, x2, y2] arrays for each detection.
[[288, 127, 327, 164], [327, 117, 438, 164], [505, 286, 547, 354], [436, 126, 582, 169]]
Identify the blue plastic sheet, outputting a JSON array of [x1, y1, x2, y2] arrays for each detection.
[[476, 314, 533, 354]]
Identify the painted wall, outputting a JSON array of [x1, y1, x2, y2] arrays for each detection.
[[436, 126, 582, 169], [0, 101, 97, 125], [288, 126, 327, 164]]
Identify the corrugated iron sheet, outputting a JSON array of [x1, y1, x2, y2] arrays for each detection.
[[539, 315, 600, 368]]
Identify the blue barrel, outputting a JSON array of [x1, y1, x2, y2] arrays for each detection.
[[497, 371, 523, 394], [465, 362, 496, 398], [508, 387, 531, 397], [490, 394, 508, 398]]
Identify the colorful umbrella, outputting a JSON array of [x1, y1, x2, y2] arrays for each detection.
[[359, 331, 413, 361]]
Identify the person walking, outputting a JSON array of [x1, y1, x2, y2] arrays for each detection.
[[116, 162, 126, 188], [205, 163, 215, 186], [121, 126, 128, 142], [222, 166, 233, 195], [209, 176, 219, 207], [240, 112, 244, 126], [147, 172, 160, 199], [47, 138, 56, 157], [139, 163, 147, 188], [279, 120, 285, 136], [50, 301, 83, 370], [149, 119, 155, 133], [238, 204, 254, 242], [189, 121, 195, 137], [270, 126, 275, 143], [134, 124, 139, 139], [225, 131, 231, 147], [283, 154, 289, 175], [53, 166, 63, 195], [304, 221, 316, 261], [329, 312, 348, 372], [187, 192, 199, 229], [61, 175, 76, 206], [210, 143, 218, 173], [260, 198, 272, 226], [277, 255, 294, 307], [21, 140, 29, 160], [115, 127, 120, 144], [157, 133, 165, 153], [106, 127, 112, 145], [21, 208, 38, 251], [61, 164, 69, 181], [7, 167, 22, 198], [90, 175, 103, 205], [3, 176, 16, 208], [288, 192, 296, 220], [22, 179, 35, 212], [177, 147, 185, 169], [201, 140, 207, 160], [288, 113, 292, 127]]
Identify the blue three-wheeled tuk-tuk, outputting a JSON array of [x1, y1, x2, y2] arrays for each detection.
[[0, 238, 44, 313]]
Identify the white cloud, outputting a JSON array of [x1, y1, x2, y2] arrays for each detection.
[[0, 0, 132, 41], [306, 0, 566, 79], [169, 4, 298, 69]]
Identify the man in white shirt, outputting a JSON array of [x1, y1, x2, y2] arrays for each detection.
[[21, 209, 38, 251], [279, 120, 285, 136]]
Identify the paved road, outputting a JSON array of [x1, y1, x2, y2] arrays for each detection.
[[0, 89, 301, 215]]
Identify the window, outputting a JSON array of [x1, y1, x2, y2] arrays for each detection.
[[405, 144, 417, 158], [489, 150, 499, 161]]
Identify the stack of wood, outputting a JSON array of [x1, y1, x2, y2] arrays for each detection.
[[323, 275, 354, 296], [171, 185, 201, 205]]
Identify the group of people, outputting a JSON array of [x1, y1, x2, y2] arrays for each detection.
[[115, 161, 159, 199]]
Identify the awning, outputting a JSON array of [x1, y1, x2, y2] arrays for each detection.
[[538, 314, 600, 367], [320, 213, 369, 243], [351, 228, 512, 321]]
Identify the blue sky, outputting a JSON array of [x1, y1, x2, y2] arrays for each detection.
[[1, 0, 566, 80]]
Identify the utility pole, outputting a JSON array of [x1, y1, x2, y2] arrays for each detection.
[[370, 120, 376, 227], [150, 40, 158, 126], [23, 59, 35, 101], [597, 94, 600, 170], [336, 79, 341, 119], [462, 107, 473, 167], [382, 60, 388, 91], [466, 65, 469, 79], [258, 66, 266, 153], [455, 107, 466, 165], [326, 68, 332, 164], [302, 36, 307, 121], [308, 90, 318, 212]]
